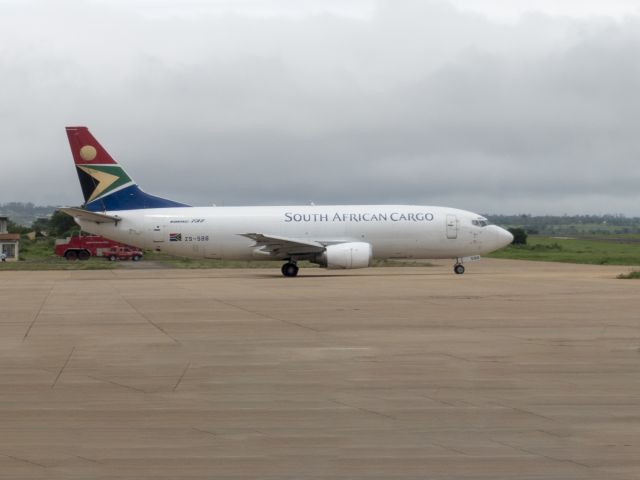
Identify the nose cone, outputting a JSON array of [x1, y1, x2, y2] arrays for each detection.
[[497, 227, 514, 248], [482, 225, 513, 253]]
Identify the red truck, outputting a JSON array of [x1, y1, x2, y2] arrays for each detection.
[[55, 234, 143, 261]]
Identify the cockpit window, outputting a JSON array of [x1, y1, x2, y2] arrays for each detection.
[[472, 218, 490, 227]]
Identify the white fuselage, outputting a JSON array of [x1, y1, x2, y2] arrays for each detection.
[[76, 205, 513, 261]]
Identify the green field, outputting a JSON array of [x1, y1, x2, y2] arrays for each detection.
[[0, 239, 116, 270], [488, 235, 640, 266]]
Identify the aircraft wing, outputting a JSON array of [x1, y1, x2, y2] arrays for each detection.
[[58, 207, 120, 224], [241, 233, 326, 258]]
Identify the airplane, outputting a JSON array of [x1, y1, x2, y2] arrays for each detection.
[[59, 126, 513, 277]]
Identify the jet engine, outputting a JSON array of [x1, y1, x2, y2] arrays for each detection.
[[315, 242, 373, 269]]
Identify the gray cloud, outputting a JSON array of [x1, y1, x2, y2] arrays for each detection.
[[1, 0, 639, 215]]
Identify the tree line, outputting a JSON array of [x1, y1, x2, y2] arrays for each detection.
[[3, 205, 78, 238], [6, 211, 78, 238], [486, 214, 640, 235]]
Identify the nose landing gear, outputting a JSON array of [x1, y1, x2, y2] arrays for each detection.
[[454, 262, 465, 275], [281, 262, 299, 277]]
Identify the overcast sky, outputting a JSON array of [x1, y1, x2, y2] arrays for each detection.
[[1, 0, 639, 215]]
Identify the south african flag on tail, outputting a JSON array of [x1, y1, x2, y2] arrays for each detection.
[[65, 127, 191, 212]]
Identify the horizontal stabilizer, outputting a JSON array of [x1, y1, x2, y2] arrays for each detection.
[[57, 207, 120, 224]]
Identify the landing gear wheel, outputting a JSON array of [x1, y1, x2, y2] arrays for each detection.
[[281, 262, 299, 277], [454, 264, 465, 275]]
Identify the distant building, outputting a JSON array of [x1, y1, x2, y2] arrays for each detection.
[[0, 216, 20, 262]]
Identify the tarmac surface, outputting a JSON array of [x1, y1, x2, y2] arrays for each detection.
[[0, 259, 639, 479]]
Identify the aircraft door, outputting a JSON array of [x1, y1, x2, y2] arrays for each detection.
[[446, 215, 458, 239]]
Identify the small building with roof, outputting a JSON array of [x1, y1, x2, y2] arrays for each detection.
[[0, 216, 20, 262]]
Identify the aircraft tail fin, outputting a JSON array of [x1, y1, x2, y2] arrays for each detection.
[[65, 126, 190, 212]]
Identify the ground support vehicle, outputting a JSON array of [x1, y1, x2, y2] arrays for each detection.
[[55, 235, 143, 261]]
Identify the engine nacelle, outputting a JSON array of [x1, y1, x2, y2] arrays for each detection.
[[316, 242, 373, 269]]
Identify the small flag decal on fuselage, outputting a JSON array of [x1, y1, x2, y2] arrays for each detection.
[[169, 233, 182, 242]]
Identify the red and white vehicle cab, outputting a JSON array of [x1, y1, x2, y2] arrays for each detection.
[[55, 234, 143, 261]]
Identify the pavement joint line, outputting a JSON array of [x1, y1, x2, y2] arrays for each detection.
[[86, 375, 147, 394], [439, 352, 473, 363], [117, 291, 180, 344], [22, 285, 54, 341], [492, 439, 592, 469], [192, 427, 218, 437], [0, 453, 47, 469], [491, 439, 542, 458], [51, 346, 75, 389], [419, 394, 456, 407], [494, 402, 559, 422], [216, 298, 321, 332], [330, 399, 396, 420], [173, 362, 191, 391], [430, 442, 469, 456], [181, 285, 322, 333], [274, 317, 321, 332], [75, 455, 102, 465]]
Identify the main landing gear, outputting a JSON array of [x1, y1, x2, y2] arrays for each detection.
[[281, 262, 299, 277], [453, 261, 465, 275]]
